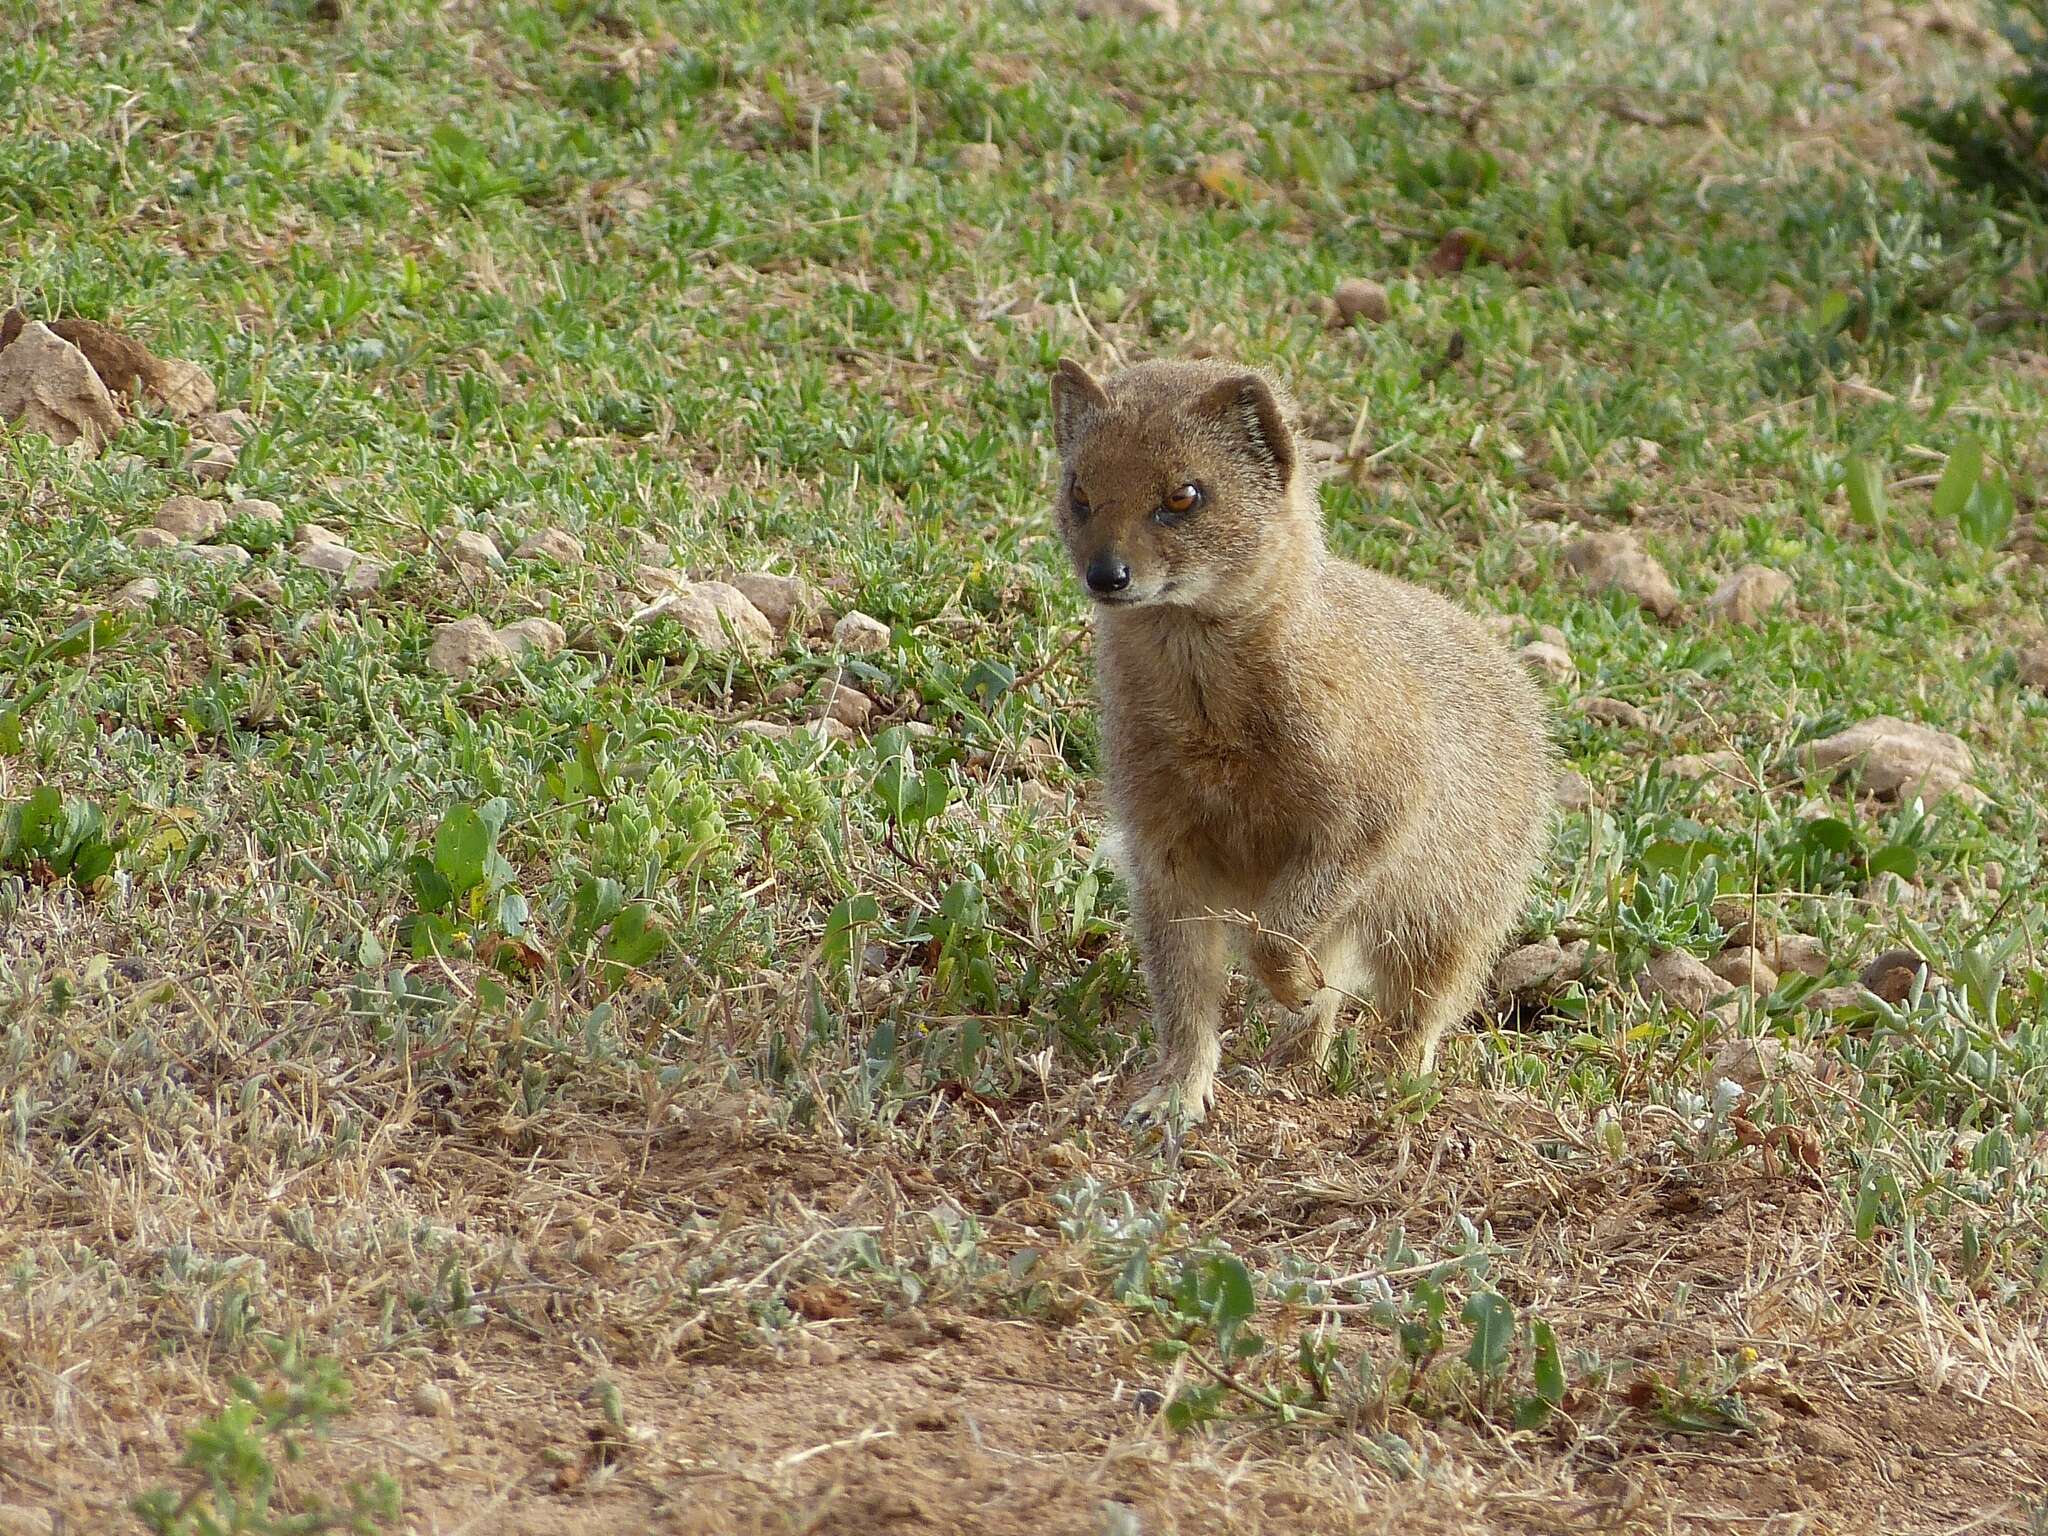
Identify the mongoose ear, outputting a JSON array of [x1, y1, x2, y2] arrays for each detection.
[[1050, 358, 1111, 455], [1192, 373, 1295, 486]]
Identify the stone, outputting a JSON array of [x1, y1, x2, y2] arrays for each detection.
[[1554, 770, 1595, 810], [630, 582, 774, 655], [195, 408, 254, 445], [809, 673, 877, 731], [1801, 985, 1868, 1014], [725, 571, 817, 636], [188, 440, 237, 482], [2018, 640, 2048, 691], [1670, 751, 1744, 784], [1516, 640, 1574, 680], [1709, 1035, 1814, 1094], [0, 320, 122, 449], [733, 720, 794, 741], [129, 527, 180, 551], [294, 522, 345, 549], [494, 617, 565, 661], [178, 542, 250, 568], [227, 497, 285, 530], [1858, 947, 1929, 1005], [146, 357, 217, 419], [1496, 938, 1570, 998], [513, 528, 585, 564], [1563, 530, 1681, 620], [1770, 934, 1829, 978], [41, 316, 156, 396], [807, 716, 858, 745], [1075, 0, 1180, 24], [1709, 947, 1778, 994], [832, 610, 891, 655], [412, 1381, 454, 1418], [1706, 564, 1793, 627], [154, 495, 227, 541], [235, 570, 284, 607], [1861, 871, 1921, 907], [110, 577, 159, 611], [634, 563, 690, 597], [1577, 696, 1650, 730], [956, 142, 1002, 177], [1330, 278, 1391, 328], [1804, 716, 1972, 803], [1637, 948, 1724, 1014], [448, 530, 503, 570], [428, 617, 513, 678]]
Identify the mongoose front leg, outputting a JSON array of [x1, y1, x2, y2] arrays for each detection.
[[1247, 831, 1386, 1010], [1126, 880, 1228, 1124]]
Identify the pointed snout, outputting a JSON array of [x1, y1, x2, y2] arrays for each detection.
[[1085, 550, 1132, 596]]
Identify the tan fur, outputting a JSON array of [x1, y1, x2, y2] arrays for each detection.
[[1049, 357, 1556, 1121]]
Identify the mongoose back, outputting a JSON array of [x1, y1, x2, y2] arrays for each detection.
[[1048, 356, 1556, 1121]]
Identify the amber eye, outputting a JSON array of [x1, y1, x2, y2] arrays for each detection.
[[1166, 483, 1202, 513], [1070, 483, 1092, 520]]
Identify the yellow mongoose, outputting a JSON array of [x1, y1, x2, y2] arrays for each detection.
[[1049, 356, 1555, 1122]]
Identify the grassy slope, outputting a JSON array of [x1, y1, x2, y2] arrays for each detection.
[[4, 0, 2048, 1530]]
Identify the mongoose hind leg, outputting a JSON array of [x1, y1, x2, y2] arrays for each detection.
[[1381, 940, 1493, 1075], [1262, 989, 1343, 1072]]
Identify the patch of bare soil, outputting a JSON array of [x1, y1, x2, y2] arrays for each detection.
[[5, 1074, 2046, 1534]]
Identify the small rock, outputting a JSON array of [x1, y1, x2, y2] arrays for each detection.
[[40, 316, 157, 396], [1563, 530, 1681, 620], [1017, 779, 1067, 814], [1517, 640, 1574, 680], [1801, 985, 1867, 1015], [1858, 948, 1928, 1005], [341, 558, 387, 596], [412, 1381, 455, 1418], [1981, 860, 2004, 891], [1638, 948, 1724, 1014], [733, 720, 794, 741], [630, 582, 775, 655], [1770, 934, 1829, 978], [1554, 770, 1595, 811], [1861, 871, 1922, 907], [1670, 751, 1744, 784], [832, 610, 891, 656], [514, 528, 585, 564], [294, 522, 345, 549], [1706, 564, 1794, 627], [1709, 1035, 1814, 1094], [188, 440, 237, 482], [195, 408, 254, 446], [956, 142, 1002, 177], [800, 1334, 844, 1368], [1710, 898, 1772, 951], [1075, 0, 1180, 24], [807, 716, 859, 746], [0, 320, 123, 449], [810, 673, 877, 731], [856, 57, 909, 96], [146, 357, 218, 419], [154, 495, 227, 541], [725, 571, 818, 637], [227, 497, 285, 530], [634, 563, 690, 598], [179, 542, 250, 568], [235, 570, 285, 606], [110, 577, 160, 611], [2017, 640, 2048, 691], [1577, 696, 1651, 730], [1709, 947, 1778, 994], [1496, 938, 1570, 998], [1330, 278, 1391, 328], [1805, 716, 1973, 803], [428, 617, 514, 678], [494, 617, 566, 661], [448, 530, 503, 570], [296, 540, 361, 577], [130, 527, 181, 551]]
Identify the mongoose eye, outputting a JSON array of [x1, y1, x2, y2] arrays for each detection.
[[1154, 483, 1203, 524], [1070, 483, 1092, 521]]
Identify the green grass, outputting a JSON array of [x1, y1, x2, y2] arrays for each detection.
[[5, 0, 2048, 1530]]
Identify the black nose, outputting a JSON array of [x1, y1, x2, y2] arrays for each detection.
[[1086, 553, 1131, 595]]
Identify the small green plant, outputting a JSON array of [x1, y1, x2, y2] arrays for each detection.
[[133, 1334, 400, 1536], [1, 785, 122, 886], [401, 799, 534, 967], [1904, 1, 2048, 206]]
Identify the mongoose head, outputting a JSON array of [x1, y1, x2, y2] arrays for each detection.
[[1048, 357, 1316, 615]]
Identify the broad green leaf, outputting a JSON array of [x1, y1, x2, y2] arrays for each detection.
[[433, 806, 491, 895], [1462, 1290, 1515, 1374], [1844, 457, 1886, 532], [1931, 436, 1982, 521], [1531, 1319, 1566, 1404]]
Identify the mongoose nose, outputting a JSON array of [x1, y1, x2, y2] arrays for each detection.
[[1086, 553, 1132, 595]]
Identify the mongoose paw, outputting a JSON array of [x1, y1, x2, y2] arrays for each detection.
[[1262, 1012, 1337, 1072], [1125, 1072, 1215, 1129], [1249, 934, 1318, 1010]]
